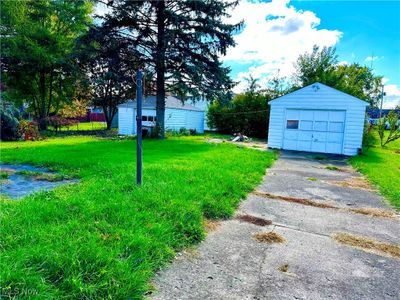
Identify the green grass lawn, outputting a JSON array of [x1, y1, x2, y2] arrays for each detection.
[[0, 135, 275, 298], [350, 134, 400, 209]]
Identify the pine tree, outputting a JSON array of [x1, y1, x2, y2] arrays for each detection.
[[101, 0, 240, 138]]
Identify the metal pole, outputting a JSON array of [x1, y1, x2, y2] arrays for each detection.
[[136, 70, 143, 185]]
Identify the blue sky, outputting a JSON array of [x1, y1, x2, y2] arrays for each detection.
[[223, 0, 400, 107]]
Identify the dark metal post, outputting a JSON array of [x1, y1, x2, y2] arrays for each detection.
[[136, 70, 143, 185]]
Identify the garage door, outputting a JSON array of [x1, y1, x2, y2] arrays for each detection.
[[283, 109, 346, 154]]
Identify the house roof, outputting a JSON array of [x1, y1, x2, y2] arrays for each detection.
[[269, 82, 369, 106], [118, 96, 204, 111], [367, 108, 400, 119]]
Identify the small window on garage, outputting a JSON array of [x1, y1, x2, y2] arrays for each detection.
[[286, 120, 299, 129], [142, 116, 148, 121]]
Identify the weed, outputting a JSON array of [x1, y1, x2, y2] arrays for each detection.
[[313, 155, 326, 160], [253, 231, 286, 243], [332, 232, 400, 259], [325, 165, 339, 171], [278, 264, 289, 272], [307, 177, 317, 181]]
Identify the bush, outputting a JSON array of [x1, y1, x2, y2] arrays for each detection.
[[0, 104, 20, 141], [362, 116, 375, 152], [377, 110, 400, 147], [18, 120, 41, 140], [207, 93, 270, 138], [47, 116, 79, 132], [179, 127, 190, 136]]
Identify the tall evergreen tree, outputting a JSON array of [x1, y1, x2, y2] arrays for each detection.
[[101, 0, 240, 138], [1, 0, 93, 129]]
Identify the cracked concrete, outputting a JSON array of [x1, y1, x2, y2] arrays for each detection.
[[151, 151, 400, 299]]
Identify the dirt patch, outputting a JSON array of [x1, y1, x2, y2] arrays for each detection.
[[326, 177, 377, 191], [349, 207, 396, 218], [332, 232, 400, 259], [253, 231, 286, 244], [236, 214, 272, 226], [204, 220, 221, 233], [207, 138, 266, 150], [395, 150, 400, 154], [1, 169, 16, 175], [252, 191, 338, 209]]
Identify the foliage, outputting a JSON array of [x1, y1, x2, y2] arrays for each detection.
[[293, 45, 383, 105], [377, 110, 400, 147], [0, 135, 275, 298], [46, 116, 79, 133], [362, 116, 375, 152], [0, 104, 20, 140], [208, 77, 270, 138], [0, 0, 93, 129], [103, 0, 240, 138], [77, 25, 139, 130], [350, 131, 400, 208], [18, 120, 41, 141], [59, 100, 88, 119]]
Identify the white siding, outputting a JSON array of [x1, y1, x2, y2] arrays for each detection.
[[118, 106, 205, 135], [118, 107, 135, 135], [165, 108, 204, 133], [268, 83, 368, 156]]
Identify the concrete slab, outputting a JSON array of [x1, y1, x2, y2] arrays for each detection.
[[151, 151, 400, 299]]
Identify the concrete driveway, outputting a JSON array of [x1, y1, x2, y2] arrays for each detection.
[[151, 151, 400, 299]]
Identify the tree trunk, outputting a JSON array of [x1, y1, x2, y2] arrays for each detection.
[[155, 0, 166, 139], [38, 71, 48, 130]]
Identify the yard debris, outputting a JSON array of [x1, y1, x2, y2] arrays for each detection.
[[253, 231, 286, 243], [325, 176, 377, 191], [349, 207, 396, 218], [252, 190, 338, 209], [236, 214, 272, 226], [253, 190, 396, 219], [332, 232, 400, 259], [278, 264, 289, 272], [204, 219, 221, 233], [325, 165, 340, 171]]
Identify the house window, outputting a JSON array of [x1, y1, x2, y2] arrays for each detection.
[[148, 116, 154, 122], [142, 116, 148, 121], [286, 120, 299, 129]]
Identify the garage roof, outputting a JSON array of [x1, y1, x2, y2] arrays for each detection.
[[269, 82, 369, 106]]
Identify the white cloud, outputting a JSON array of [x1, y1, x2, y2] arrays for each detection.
[[365, 56, 384, 62], [224, 0, 343, 92], [383, 84, 400, 109]]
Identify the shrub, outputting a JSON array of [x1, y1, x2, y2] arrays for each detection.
[[0, 104, 20, 140], [377, 110, 400, 147], [179, 127, 190, 136], [47, 116, 79, 132], [207, 93, 270, 138], [362, 115, 375, 152], [18, 120, 41, 140]]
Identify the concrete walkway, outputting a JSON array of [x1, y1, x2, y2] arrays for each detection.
[[151, 151, 400, 300]]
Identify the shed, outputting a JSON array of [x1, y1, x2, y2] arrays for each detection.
[[118, 96, 205, 135], [268, 82, 368, 156]]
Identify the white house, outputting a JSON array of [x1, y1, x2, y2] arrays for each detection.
[[118, 96, 205, 135], [268, 82, 368, 156]]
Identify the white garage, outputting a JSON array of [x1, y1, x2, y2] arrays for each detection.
[[118, 95, 205, 135], [267, 82, 368, 156]]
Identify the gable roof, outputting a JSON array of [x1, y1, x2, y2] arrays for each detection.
[[269, 82, 369, 106], [118, 95, 204, 111]]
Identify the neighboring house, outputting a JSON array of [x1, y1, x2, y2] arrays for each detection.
[[187, 96, 214, 131], [268, 82, 368, 156], [118, 95, 205, 135], [366, 108, 400, 126]]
